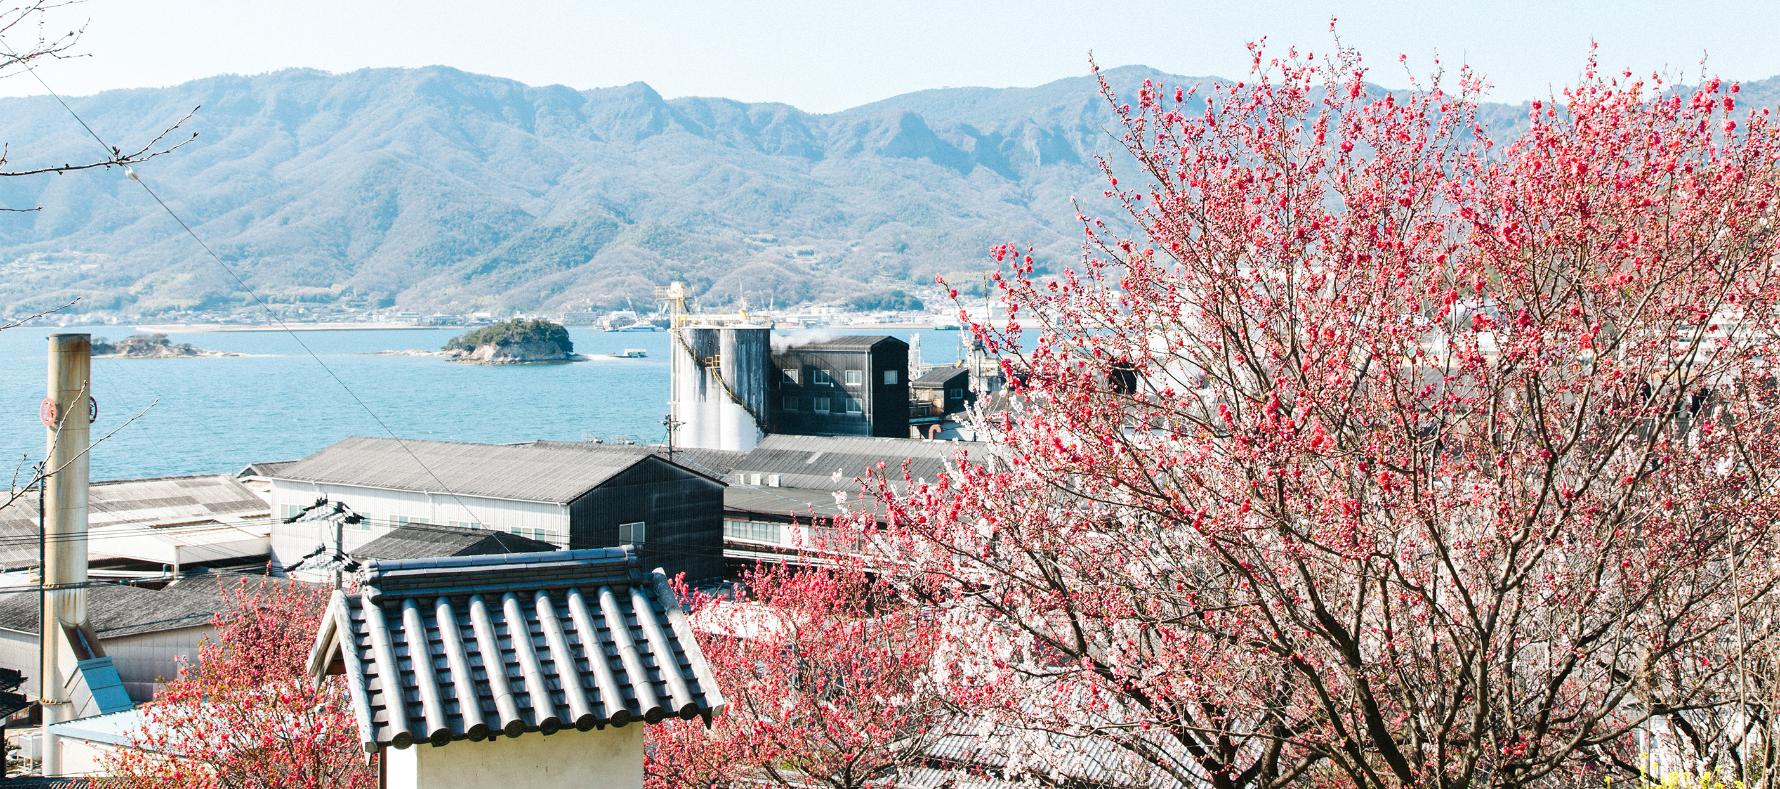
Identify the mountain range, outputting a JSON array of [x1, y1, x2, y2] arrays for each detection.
[[0, 65, 1772, 319]]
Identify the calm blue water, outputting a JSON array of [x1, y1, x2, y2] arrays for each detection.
[[0, 325, 970, 481]]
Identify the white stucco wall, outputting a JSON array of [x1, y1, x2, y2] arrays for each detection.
[[268, 480, 571, 574], [383, 726, 644, 789]]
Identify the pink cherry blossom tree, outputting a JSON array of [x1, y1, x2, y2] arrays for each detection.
[[103, 579, 374, 788], [646, 561, 952, 789], [869, 40, 1780, 788]]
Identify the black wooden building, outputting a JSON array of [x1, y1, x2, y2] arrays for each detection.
[[769, 335, 910, 438]]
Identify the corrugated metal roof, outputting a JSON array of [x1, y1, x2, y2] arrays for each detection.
[[728, 434, 976, 491], [912, 366, 970, 387], [270, 436, 680, 504], [724, 486, 856, 519], [0, 582, 222, 639], [0, 474, 270, 570], [352, 523, 557, 562], [778, 335, 905, 351], [312, 548, 724, 753]]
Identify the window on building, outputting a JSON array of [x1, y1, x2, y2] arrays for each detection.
[[619, 521, 647, 545], [845, 369, 863, 386], [948, 388, 964, 401], [782, 395, 799, 412], [812, 369, 833, 385], [782, 369, 799, 385], [813, 397, 831, 414], [846, 397, 863, 414], [280, 504, 302, 520], [884, 369, 899, 385], [724, 519, 783, 545]]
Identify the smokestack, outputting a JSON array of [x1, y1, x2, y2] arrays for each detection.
[[41, 333, 91, 776]]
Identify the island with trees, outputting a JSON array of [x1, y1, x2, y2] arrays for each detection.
[[92, 334, 232, 358], [442, 318, 580, 363]]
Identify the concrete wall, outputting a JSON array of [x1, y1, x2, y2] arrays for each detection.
[[384, 725, 643, 789], [269, 480, 571, 573]]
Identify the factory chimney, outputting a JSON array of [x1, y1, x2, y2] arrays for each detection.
[[40, 333, 92, 776]]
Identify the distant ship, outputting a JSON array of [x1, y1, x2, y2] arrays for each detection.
[[602, 310, 661, 332], [931, 320, 960, 331], [608, 348, 648, 359]]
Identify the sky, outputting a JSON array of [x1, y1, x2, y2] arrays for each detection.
[[0, 0, 1773, 112]]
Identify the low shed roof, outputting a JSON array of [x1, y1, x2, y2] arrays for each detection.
[[352, 522, 557, 561], [0, 581, 224, 639], [311, 548, 724, 753], [0, 474, 270, 570]]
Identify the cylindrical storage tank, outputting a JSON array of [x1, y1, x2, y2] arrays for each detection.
[[676, 327, 722, 450], [716, 326, 771, 452]]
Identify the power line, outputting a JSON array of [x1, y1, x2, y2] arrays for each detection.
[[0, 36, 487, 532]]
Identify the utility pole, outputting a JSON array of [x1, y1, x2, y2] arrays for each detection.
[[40, 334, 92, 778], [661, 414, 684, 465]]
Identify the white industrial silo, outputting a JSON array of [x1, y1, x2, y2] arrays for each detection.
[[669, 322, 771, 452]]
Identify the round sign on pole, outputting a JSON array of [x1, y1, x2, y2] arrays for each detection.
[[88, 396, 98, 425], [38, 398, 57, 429]]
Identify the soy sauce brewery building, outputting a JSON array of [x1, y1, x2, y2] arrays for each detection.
[[770, 335, 909, 438], [266, 438, 726, 581]]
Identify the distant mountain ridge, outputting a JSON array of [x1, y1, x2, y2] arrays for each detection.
[[0, 65, 1774, 319]]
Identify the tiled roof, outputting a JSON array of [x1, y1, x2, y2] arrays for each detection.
[[270, 437, 699, 504], [0, 582, 222, 639], [352, 522, 558, 561], [0, 474, 270, 570], [311, 548, 724, 753]]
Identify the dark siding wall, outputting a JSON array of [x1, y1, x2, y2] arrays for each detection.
[[568, 459, 724, 581], [869, 343, 910, 438], [769, 340, 910, 438]]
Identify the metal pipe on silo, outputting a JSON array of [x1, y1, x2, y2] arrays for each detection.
[[40, 333, 91, 777]]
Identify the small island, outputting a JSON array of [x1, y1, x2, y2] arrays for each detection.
[[93, 333, 232, 359], [442, 318, 580, 364]]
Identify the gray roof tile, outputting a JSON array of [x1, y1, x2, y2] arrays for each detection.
[[312, 548, 724, 753]]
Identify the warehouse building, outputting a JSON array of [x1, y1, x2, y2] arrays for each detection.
[[265, 437, 726, 581]]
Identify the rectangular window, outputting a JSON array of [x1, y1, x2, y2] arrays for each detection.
[[280, 504, 302, 520], [884, 369, 899, 385], [846, 397, 863, 414], [782, 368, 799, 385], [813, 397, 831, 414], [782, 395, 799, 412], [723, 519, 783, 545], [845, 369, 863, 386], [812, 369, 833, 386], [948, 388, 964, 401], [619, 521, 647, 545]]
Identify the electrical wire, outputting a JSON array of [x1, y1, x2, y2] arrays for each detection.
[[0, 35, 488, 532]]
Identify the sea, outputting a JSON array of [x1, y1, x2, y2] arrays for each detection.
[[0, 325, 972, 482]]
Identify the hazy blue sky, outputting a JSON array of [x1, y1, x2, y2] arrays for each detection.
[[0, 0, 1773, 111]]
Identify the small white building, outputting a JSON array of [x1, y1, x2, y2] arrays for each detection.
[[309, 548, 724, 789]]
